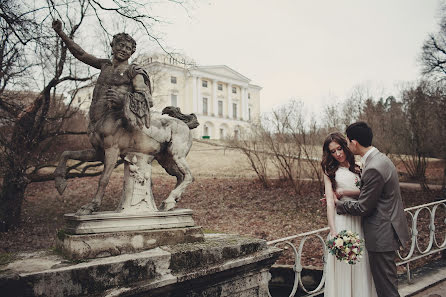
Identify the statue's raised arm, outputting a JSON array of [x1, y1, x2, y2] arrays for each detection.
[[52, 20, 108, 69]]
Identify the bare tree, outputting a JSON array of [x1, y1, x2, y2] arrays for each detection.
[[340, 85, 368, 129], [322, 103, 342, 132], [291, 115, 325, 195], [0, 0, 192, 231], [421, 3, 446, 80], [398, 81, 445, 191], [264, 101, 306, 195], [230, 100, 325, 198], [228, 123, 272, 188]]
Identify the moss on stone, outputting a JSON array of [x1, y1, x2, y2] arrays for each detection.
[[202, 229, 223, 234], [164, 234, 266, 273], [0, 252, 15, 267], [57, 229, 67, 241]]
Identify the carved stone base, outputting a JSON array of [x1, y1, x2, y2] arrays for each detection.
[[64, 208, 195, 234], [57, 226, 204, 260], [119, 152, 158, 213]]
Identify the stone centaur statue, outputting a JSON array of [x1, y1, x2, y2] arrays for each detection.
[[52, 20, 198, 215]]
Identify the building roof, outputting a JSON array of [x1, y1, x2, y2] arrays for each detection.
[[195, 65, 251, 83]]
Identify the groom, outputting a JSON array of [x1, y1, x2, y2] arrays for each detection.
[[335, 122, 410, 297]]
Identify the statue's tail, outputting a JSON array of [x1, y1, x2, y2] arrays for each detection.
[[162, 106, 199, 129]]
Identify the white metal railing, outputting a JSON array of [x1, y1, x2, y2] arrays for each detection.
[[267, 199, 446, 297]]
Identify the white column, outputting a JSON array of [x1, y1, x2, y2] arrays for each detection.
[[213, 80, 218, 117], [245, 87, 250, 120], [227, 83, 233, 119], [183, 76, 188, 112], [197, 77, 202, 114], [192, 76, 197, 114], [241, 87, 247, 121]]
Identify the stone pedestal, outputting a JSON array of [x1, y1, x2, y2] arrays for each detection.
[[1, 234, 282, 297], [58, 226, 204, 260], [64, 208, 196, 234], [59, 208, 202, 260]]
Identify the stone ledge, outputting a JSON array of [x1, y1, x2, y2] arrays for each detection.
[[164, 233, 267, 274], [398, 258, 446, 296], [0, 234, 282, 297]]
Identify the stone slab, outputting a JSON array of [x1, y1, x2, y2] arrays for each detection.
[[398, 258, 446, 296], [64, 208, 195, 234], [57, 226, 204, 260], [0, 234, 282, 297]]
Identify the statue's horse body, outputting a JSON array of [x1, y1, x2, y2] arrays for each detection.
[[54, 63, 198, 215]]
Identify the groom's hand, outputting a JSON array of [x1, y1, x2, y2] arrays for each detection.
[[335, 199, 346, 215]]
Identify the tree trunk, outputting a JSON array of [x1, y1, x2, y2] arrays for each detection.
[[0, 169, 29, 232], [0, 103, 36, 232]]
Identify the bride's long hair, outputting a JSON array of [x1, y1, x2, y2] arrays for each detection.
[[320, 132, 360, 191]]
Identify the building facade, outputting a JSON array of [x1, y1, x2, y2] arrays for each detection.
[[73, 54, 261, 140]]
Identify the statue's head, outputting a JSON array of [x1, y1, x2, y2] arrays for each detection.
[[110, 33, 136, 60]]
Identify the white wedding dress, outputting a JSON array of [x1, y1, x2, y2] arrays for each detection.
[[324, 166, 377, 297]]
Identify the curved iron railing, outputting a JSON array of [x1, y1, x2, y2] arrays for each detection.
[[267, 198, 446, 297]]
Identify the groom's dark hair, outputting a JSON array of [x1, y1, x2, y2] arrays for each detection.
[[346, 121, 373, 147]]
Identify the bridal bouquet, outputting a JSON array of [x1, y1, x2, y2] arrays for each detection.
[[326, 230, 364, 265]]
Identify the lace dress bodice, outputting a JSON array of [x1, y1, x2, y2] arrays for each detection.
[[335, 167, 360, 202]]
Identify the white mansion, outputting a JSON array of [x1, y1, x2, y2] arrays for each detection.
[[73, 54, 261, 140]]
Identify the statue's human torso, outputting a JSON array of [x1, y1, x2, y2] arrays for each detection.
[[89, 61, 134, 124]]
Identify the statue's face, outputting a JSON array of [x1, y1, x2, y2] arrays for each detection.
[[112, 40, 134, 62]]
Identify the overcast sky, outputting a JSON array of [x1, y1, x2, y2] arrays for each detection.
[[152, 0, 441, 115]]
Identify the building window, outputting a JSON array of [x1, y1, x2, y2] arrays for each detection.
[[204, 125, 209, 137], [171, 76, 177, 84], [218, 83, 223, 91], [248, 93, 250, 99], [202, 80, 208, 87], [203, 97, 208, 115], [234, 129, 239, 139], [220, 128, 224, 139], [218, 101, 223, 117], [171, 94, 177, 107], [232, 86, 237, 94], [248, 108, 251, 121], [233, 103, 237, 119]]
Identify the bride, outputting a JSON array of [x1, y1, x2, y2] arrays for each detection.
[[321, 132, 377, 297]]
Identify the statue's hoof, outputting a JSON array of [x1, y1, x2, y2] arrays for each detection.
[[55, 177, 67, 195], [160, 200, 176, 211], [75, 203, 97, 216]]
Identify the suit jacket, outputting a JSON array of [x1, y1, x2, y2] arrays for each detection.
[[336, 149, 410, 252]]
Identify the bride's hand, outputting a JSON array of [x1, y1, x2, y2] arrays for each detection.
[[335, 188, 345, 199], [332, 193, 339, 204]]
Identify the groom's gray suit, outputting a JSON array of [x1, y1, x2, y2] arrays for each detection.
[[336, 148, 410, 297]]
